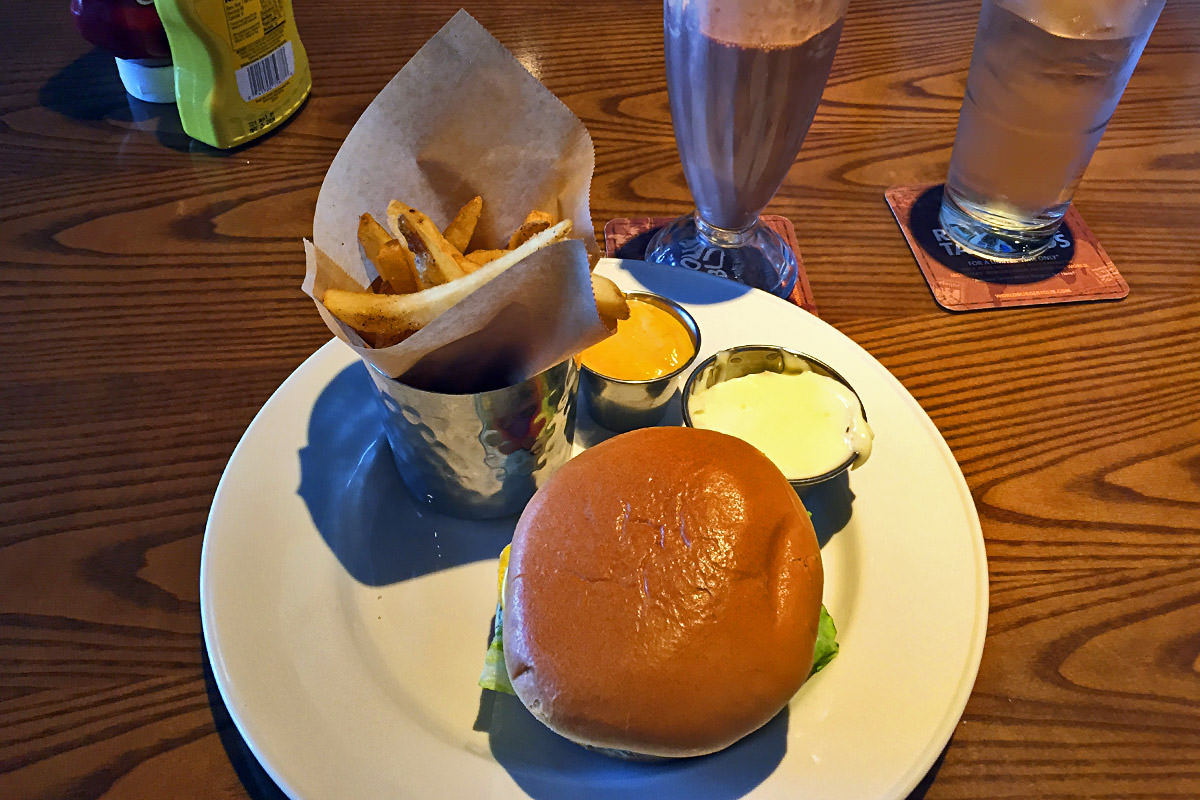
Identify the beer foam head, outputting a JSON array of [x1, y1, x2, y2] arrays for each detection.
[[667, 0, 849, 47]]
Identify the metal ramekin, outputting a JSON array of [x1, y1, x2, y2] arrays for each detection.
[[578, 292, 701, 432], [681, 344, 868, 491]]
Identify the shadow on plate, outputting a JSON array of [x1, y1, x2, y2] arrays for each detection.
[[297, 362, 513, 586], [627, 261, 754, 307], [477, 688, 787, 800], [799, 470, 855, 548]]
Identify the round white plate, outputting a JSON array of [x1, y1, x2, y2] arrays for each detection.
[[202, 259, 988, 800]]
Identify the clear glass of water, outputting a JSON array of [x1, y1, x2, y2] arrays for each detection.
[[939, 0, 1164, 262], [645, 0, 849, 298]]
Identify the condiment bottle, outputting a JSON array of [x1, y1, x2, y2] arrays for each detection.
[[152, 0, 311, 148], [70, 0, 176, 103]]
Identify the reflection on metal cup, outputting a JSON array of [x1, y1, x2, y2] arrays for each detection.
[[939, 0, 1163, 262], [366, 359, 578, 519]]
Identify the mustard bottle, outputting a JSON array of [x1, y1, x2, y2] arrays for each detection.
[[153, 0, 311, 148]]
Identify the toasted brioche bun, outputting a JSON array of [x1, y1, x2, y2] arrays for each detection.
[[503, 426, 823, 758]]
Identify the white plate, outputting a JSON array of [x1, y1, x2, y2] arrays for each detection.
[[202, 259, 988, 800]]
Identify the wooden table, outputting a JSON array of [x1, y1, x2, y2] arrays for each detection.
[[2, 1, 1197, 798]]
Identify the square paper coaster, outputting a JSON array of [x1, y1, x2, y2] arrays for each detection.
[[885, 183, 1128, 312], [603, 216, 818, 315]]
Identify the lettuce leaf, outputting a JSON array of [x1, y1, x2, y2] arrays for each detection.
[[809, 604, 839, 676], [478, 604, 515, 695]]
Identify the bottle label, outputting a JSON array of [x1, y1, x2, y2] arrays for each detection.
[[235, 40, 296, 101], [223, 0, 288, 63]]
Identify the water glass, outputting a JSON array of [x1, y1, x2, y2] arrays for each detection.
[[939, 0, 1164, 262]]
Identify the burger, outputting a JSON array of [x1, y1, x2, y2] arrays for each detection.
[[479, 426, 838, 759]]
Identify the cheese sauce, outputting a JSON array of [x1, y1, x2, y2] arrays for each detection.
[[578, 297, 695, 381], [688, 370, 873, 479]]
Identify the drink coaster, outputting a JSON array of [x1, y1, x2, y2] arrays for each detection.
[[885, 183, 1129, 312], [603, 216, 818, 315]]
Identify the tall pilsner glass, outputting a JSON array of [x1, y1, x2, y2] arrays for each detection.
[[646, 0, 849, 298]]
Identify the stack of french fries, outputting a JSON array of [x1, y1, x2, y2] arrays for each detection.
[[321, 196, 630, 348]]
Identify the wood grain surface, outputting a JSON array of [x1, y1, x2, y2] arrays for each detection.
[[2, 0, 1198, 798]]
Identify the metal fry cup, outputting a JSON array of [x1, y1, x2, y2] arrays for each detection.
[[578, 292, 700, 432], [366, 359, 578, 519]]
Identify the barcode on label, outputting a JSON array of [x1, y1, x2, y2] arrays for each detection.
[[235, 41, 295, 102]]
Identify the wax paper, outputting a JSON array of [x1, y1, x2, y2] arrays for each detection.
[[302, 10, 607, 392]]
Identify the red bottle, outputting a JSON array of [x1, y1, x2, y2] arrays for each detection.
[[69, 0, 174, 102]]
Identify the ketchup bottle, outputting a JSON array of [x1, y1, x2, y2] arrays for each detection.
[[69, 0, 175, 103]]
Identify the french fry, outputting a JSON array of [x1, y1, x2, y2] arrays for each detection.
[[443, 195, 482, 252], [322, 219, 574, 340], [323, 195, 594, 350], [452, 252, 480, 275], [357, 213, 391, 263], [358, 213, 419, 293], [376, 240, 420, 293], [507, 210, 555, 249], [479, 218, 572, 277], [322, 286, 452, 337], [590, 274, 630, 330], [463, 248, 510, 269], [388, 201, 468, 288], [363, 330, 407, 349]]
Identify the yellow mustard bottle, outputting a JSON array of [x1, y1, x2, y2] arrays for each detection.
[[153, 0, 311, 148]]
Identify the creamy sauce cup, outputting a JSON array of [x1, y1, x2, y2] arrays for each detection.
[[578, 292, 701, 432], [681, 345, 871, 493]]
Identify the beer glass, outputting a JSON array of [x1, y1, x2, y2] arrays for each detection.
[[646, 0, 849, 298], [939, 0, 1164, 262]]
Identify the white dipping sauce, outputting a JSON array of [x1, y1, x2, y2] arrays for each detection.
[[688, 370, 873, 480]]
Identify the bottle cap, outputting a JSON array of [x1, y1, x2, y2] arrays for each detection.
[[115, 57, 175, 104]]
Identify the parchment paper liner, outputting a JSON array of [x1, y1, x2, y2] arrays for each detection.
[[301, 9, 609, 394]]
